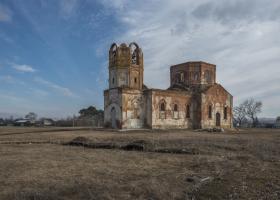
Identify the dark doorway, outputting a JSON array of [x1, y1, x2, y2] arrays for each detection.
[[216, 112, 221, 127], [111, 107, 117, 129]]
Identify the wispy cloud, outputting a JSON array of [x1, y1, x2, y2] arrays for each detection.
[[0, 75, 25, 85], [34, 77, 77, 97], [99, 0, 128, 11], [12, 63, 36, 73], [60, 0, 79, 19], [0, 32, 15, 44], [0, 75, 15, 83], [0, 94, 25, 102], [29, 88, 49, 97], [0, 4, 12, 22]]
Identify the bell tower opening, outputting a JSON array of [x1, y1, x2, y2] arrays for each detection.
[[130, 43, 139, 65]]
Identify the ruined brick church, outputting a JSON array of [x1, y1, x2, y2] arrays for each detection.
[[104, 42, 233, 129]]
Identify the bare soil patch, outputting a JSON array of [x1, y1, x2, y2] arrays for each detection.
[[0, 127, 279, 199]]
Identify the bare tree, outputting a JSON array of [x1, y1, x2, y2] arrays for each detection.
[[25, 112, 37, 122], [243, 98, 262, 127], [233, 104, 246, 127]]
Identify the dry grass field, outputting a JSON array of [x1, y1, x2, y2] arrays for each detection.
[[0, 127, 279, 200]]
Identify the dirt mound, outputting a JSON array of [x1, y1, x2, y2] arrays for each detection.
[[65, 138, 200, 155], [121, 140, 152, 151], [155, 147, 199, 154], [67, 137, 91, 146], [66, 137, 119, 149]]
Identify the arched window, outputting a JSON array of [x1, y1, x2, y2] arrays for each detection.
[[173, 103, 179, 119], [194, 72, 199, 81], [208, 105, 212, 119], [186, 104, 190, 118], [112, 77, 115, 84], [131, 51, 137, 64], [224, 106, 228, 120], [180, 72, 184, 83], [174, 104, 178, 111], [129, 43, 139, 65], [175, 72, 184, 83], [204, 70, 212, 83], [159, 100, 166, 119], [110, 43, 117, 66]]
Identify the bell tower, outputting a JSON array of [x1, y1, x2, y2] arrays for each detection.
[[109, 42, 143, 90]]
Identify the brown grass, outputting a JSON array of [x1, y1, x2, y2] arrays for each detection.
[[0, 127, 279, 199]]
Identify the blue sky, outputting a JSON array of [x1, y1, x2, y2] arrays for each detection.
[[0, 0, 280, 118]]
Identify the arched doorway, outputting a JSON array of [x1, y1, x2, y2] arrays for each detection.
[[111, 107, 117, 129], [216, 112, 221, 127]]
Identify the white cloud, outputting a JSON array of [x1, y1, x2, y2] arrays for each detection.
[[12, 64, 36, 73], [100, 0, 280, 117], [34, 77, 77, 98], [0, 4, 12, 22]]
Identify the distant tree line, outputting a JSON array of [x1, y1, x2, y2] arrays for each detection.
[[52, 106, 104, 127], [0, 106, 104, 127]]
